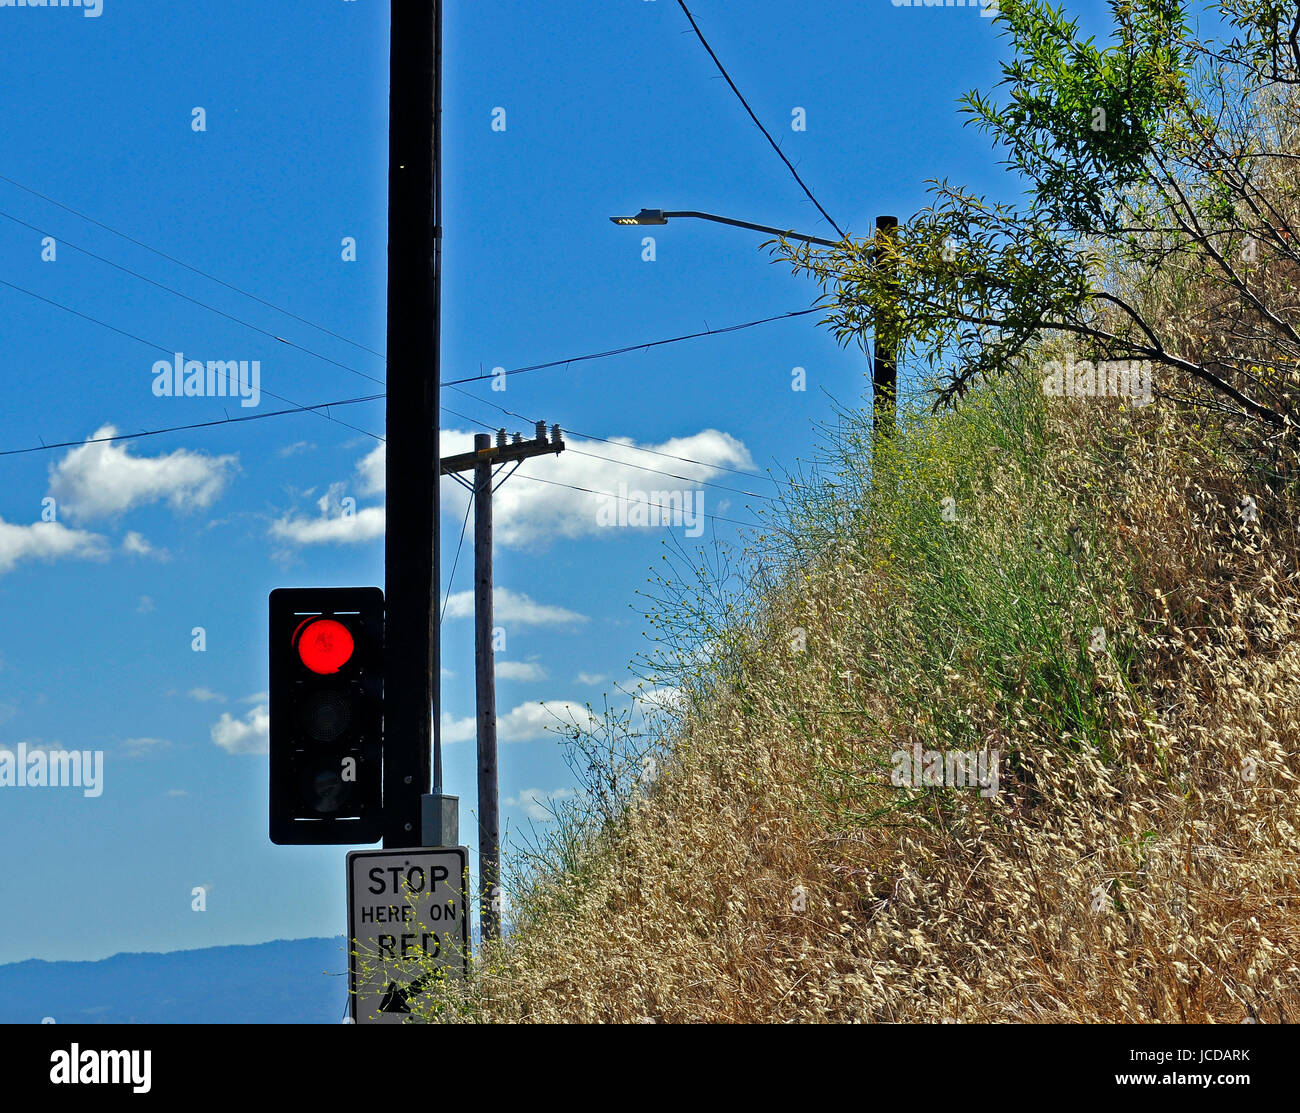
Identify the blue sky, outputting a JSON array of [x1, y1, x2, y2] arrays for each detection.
[[0, 0, 1116, 964]]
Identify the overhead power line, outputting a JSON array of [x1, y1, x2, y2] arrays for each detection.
[[565, 446, 775, 501], [440, 404, 776, 502], [0, 393, 384, 459], [515, 472, 764, 531], [1, 387, 786, 513], [445, 383, 779, 484], [0, 275, 823, 465], [439, 494, 475, 625], [2, 254, 819, 405], [0, 178, 837, 477], [1, 397, 770, 533], [0, 172, 384, 357], [0, 208, 385, 387], [0, 174, 825, 393], [0, 277, 383, 443], [439, 308, 820, 387], [673, 0, 845, 240]]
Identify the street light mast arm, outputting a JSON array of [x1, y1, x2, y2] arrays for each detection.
[[662, 211, 840, 248]]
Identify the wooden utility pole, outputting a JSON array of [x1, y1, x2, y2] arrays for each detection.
[[441, 422, 565, 940], [872, 215, 899, 442], [384, 0, 446, 848]]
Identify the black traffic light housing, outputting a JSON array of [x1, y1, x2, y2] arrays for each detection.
[[270, 587, 384, 845]]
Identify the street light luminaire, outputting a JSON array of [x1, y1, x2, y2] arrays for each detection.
[[610, 209, 669, 226]]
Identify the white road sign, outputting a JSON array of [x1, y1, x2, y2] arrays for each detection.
[[346, 847, 470, 1024]]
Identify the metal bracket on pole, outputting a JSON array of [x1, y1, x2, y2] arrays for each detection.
[[422, 793, 459, 848]]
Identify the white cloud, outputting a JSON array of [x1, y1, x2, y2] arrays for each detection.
[[365, 427, 755, 548], [165, 788, 189, 797], [455, 429, 754, 546], [504, 787, 575, 821], [48, 426, 236, 521], [211, 705, 269, 754], [441, 699, 597, 744], [187, 687, 226, 703], [440, 712, 475, 745], [576, 672, 608, 686], [443, 587, 586, 626], [269, 482, 384, 547], [287, 420, 752, 553], [634, 686, 684, 716], [499, 700, 597, 742], [0, 517, 108, 575], [270, 506, 385, 546], [278, 441, 314, 458], [122, 531, 167, 560], [495, 661, 546, 682], [357, 443, 385, 496]]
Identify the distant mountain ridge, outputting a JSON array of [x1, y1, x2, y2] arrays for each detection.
[[0, 937, 348, 1023]]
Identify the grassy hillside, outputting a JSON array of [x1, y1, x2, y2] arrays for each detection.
[[388, 0, 1300, 1023], [412, 374, 1300, 1022]]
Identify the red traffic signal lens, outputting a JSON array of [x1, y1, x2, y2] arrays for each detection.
[[294, 617, 355, 675]]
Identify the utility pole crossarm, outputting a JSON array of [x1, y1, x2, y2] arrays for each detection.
[[440, 422, 565, 475]]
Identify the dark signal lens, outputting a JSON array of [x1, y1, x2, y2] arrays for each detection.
[[302, 767, 350, 815], [295, 618, 355, 675], [300, 690, 353, 742]]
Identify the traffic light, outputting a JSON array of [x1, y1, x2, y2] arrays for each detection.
[[269, 587, 384, 844]]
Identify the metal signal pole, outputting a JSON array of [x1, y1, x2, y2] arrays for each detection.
[[384, 0, 447, 848], [442, 423, 565, 939]]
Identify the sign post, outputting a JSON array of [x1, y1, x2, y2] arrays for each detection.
[[346, 847, 470, 1024]]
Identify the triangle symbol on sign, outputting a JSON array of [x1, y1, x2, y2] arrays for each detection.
[[378, 982, 411, 1014]]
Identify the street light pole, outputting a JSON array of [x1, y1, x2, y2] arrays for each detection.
[[872, 216, 899, 442]]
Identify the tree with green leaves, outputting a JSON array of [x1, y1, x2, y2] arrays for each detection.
[[780, 0, 1300, 456]]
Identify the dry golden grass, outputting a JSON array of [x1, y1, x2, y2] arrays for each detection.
[[410, 381, 1300, 1024]]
